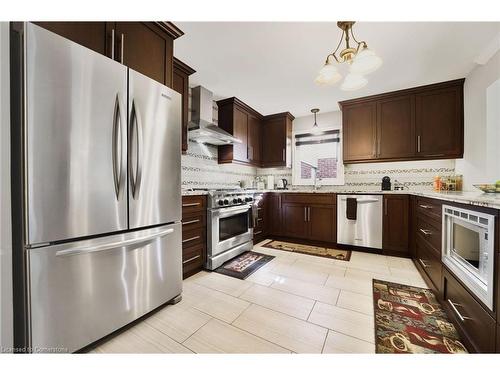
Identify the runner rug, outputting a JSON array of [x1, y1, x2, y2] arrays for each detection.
[[262, 240, 351, 261], [373, 279, 468, 353], [214, 251, 274, 280]]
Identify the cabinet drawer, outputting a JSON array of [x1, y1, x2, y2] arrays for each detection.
[[416, 197, 442, 221], [416, 214, 442, 253], [182, 195, 206, 214], [416, 239, 442, 293], [282, 193, 335, 205], [182, 227, 205, 248], [443, 269, 496, 353], [182, 212, 206, 232], [182, 242, 205, 279]]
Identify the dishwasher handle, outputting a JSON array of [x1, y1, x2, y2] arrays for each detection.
[[339, 197, 380, 203]]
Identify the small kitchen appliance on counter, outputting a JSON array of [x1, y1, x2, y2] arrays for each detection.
[[381, 176, 391, 191], [276, 178, 288, 190]]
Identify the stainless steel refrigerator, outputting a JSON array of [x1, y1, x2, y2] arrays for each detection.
[[11, 23, 182, 353]]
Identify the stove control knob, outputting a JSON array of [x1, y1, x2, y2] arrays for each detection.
[[218, 199, 224, 206], [245, 197, 253, 202], [237, 198, 243, 203], [233, 198, 238, 204], [223, 199, 229, 205]]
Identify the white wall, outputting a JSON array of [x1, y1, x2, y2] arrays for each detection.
[[0, 22, 13, 351], [456, 50, 500, 190], [292, 110, 341, 133]]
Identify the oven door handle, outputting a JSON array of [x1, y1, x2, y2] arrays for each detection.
[[216, 205, 252, 218]]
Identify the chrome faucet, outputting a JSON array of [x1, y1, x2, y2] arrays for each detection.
[[301, 160, 320, 191]]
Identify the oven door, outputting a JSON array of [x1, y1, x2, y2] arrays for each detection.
[[209, 205, 253, 257]]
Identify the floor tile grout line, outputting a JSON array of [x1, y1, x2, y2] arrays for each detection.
[[230, 304, 319, 354], [180, 318, 213, 346], [306, 300, 316, 321], [320, 329, 330, 354]]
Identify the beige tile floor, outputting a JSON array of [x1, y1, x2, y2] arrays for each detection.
[[90, 240, 428, 354]]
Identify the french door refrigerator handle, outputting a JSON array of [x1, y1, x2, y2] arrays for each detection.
[[112, 94, 125, 200], [129, 100, 143, 199], [55, 228, 174, 257], [111, 29, 115, 60], [120, 33, 124, 64]]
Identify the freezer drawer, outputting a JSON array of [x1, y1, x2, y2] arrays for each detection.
[[337, 194, 383, 249], [26, 23, 128, 244], [28, 223, 182, 353], [128, 69, 182, 229]]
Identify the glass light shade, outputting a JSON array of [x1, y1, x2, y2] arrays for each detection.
[[350, 47, 382, 75], [315, 62, 342, 85], [341, 73, 368, 91]]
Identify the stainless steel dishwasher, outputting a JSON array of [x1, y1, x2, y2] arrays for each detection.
[[337, 194, 383, 249]]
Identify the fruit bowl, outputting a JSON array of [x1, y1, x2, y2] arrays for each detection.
[[473, 184, 500, 194]]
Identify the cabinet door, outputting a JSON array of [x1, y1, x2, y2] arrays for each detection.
[[377, 95, 415, 159], [343, 102, 377, 162], [172, 68, 188, 152], [416, 85, 463, 158], [308, 205, 336, 243], [282, 203, 308, 239], [34, 22, 111, 56], [261, 117, 286, 167], [248, 114, 261, 165], [382, 195, 409, 255], [268, 193, 282, 236], [115, 22, 174, 86], [232, 107, 249, 163]]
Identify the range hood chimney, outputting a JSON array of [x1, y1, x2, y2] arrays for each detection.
[[188, 86, 242, 145]]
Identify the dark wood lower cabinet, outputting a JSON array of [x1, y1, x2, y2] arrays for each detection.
[[282, 203, 309, 239], [253, 194, 268, 244], [308, 205, 336, 243], [443, 269, 496, 353], [382, 195, 409, 256], [415, 238, 442, 295], [181, 195, 206, 279]]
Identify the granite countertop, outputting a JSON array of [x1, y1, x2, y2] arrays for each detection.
[[182, 188, 500, 209]]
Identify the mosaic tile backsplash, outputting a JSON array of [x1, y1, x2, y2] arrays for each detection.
[[181, 88, 456, 191]]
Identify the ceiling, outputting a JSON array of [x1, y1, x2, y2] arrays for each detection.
[[174, 22, 500, 117]]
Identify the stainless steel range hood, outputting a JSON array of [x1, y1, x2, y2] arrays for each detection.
[[188, 86, 242, 145]]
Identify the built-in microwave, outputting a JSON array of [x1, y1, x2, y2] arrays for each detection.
[[442, 205, 495, 309]]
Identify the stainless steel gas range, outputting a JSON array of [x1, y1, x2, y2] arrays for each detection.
[[202, 189, 255, 270]]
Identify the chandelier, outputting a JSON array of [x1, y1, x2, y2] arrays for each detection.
[[315, 21, 382, 91]]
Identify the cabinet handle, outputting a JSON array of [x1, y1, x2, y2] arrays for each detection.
[[111, 29, 115, 60], [256, 218, 263, 222], [447, 299, 472, 322], [120, 33, 124, 64], [307, 207, 311, 222], [182, 219, 200, 225], [183, 255, 201, 264], [282, 148, 286, 162], [183, 202, 200, 207], [377, 137, 381, 156], [417, 135, 421, 153], [418, 259, 430, 268], [304, 207, 307, 222], [419, 228, 432, 236], [419, 204, 433, 210], [254, 230, 263, 235], [182, 235, 200, 243]]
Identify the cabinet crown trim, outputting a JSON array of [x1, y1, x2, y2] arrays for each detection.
[[173, 57, 196, 75], [338, 78, 465, 109]]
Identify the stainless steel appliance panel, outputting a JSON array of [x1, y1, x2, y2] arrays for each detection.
[[26, 23, 128, 244], [28, 223, 182, 353], [337, 194, 383, 249], [128, 69, 181, 229]]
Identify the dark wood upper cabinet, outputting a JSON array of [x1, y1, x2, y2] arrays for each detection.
[[340, 79, 464, 163], [382, 195, 409, 256], [416, 84, 463, 158], [377, 95, 415, 159], [173, 58, 196, 153], [261, 112, 294, 168], [248, 114, 261, 164], [343, 102, 377, 161], [33, 21, 183, 88], [33, 22, 110, 55]]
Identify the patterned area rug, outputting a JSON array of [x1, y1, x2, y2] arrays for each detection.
[[214, 251, 275, 280], [373, 279, 468, 354], [262, 240, 351, 261]]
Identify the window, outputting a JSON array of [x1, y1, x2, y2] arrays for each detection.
[[292, 128, 344, 186]]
